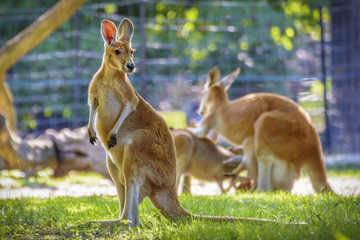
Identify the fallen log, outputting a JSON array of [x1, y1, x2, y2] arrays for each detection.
[[48, 126, 109, 178], [0, 113, 109, 178]]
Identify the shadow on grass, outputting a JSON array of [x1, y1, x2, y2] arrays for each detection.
[[22, 177, 57, 189]]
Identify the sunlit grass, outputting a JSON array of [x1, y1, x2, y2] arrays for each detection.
[[2, 164, 359, 189], [326, 164, 360, 178], [1, 192, 359, 239], [0, 169, 106, 189], [1, 166, 360, 239]]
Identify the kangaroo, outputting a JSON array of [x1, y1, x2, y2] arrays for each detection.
[[171, 128, 247, 194], [190, 66, 332, 193], [87, 18, 285, 227]]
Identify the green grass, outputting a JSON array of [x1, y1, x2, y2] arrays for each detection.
[[1, 167, 360, 239], [1, 192, 359, 239], [3, 164, 359, 190], [0, 169, 106, 189], [326, 164, 360, 178]]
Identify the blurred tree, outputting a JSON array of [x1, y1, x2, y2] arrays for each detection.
[[0, 0, 86, 132], [0, 0, 86, 169]]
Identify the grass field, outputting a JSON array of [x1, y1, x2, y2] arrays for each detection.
[[1, 192, 359, 239], [1, 167, 360, 239]]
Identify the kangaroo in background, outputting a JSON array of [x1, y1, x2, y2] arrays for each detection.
[[87, 18, 279, 227], [190, 66, 332, 193], [171, 128, 247, 194]]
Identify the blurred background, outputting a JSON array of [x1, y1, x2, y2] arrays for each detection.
[[1, 0, 359, 155]]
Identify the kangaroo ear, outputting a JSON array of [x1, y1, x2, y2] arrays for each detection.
[[220, 68, 240, 90], [101, 20, 117, 45], [118, 18, 134, 44], [205, 66, 220, 90]]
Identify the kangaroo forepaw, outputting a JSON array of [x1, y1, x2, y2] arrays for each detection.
[[107, 134, 117, 149], [88, 128, 98, 145], [89, 136, 97, 145], [88, 128, 97, 145]]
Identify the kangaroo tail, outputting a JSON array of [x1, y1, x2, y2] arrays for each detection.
[[149, 186, 306, 225], [191, 214, 306, 225], [303, 156, 332, 193]]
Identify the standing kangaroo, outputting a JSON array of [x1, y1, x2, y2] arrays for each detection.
[[87, 18, 280, 227], [191, 66, 332, 193], [171, 128, 246, 194]]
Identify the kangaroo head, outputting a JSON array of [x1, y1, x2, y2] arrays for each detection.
[[101, 18, 136, 74], [197, 67, 240, 116]]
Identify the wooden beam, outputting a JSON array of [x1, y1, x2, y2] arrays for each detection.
[[0, 0, 86, 133], [0, 0, 86, 73]]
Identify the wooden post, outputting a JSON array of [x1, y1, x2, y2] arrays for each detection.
[[0, 73, 16, 132], [0, 0, 86, 168]]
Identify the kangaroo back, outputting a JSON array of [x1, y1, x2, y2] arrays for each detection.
[[191, 66, 331, 193]]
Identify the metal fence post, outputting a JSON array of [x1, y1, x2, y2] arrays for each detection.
[[139, 0, 147, 99], [319, 5, 331, 153], [73, 11, 81, 128]]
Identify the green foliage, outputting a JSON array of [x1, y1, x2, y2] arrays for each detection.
[[281, 0, 330, 41], [146, 0, 330, 77], [2, 0, 331, 135], [159, 110, 188, 129]]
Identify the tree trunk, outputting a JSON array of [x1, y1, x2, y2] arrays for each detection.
[[0, 0, 86, 166], [0, 0, 86, 73], [48, 126, 109, 179], [0, 113, 109, 178], [0, 113, 58, 175], [0, 73, 16, 132], [0, 0, 110, 178]]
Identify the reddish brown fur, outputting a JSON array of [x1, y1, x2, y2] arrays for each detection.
[[87, 19, 280, 227], [191, 66, 332, 193], [171, 128, 245, 194]]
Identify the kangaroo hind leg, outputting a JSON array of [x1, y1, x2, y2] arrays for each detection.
[[118, 140, 147, 227], [106, 155, 125, 217], [149, 187, 191, 222], [257, 155, 274, 192], [271, 161, 296, 192], [120, 177, 142, 227]]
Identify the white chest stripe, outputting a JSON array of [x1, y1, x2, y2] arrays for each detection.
[[111, 102, 132, 135]]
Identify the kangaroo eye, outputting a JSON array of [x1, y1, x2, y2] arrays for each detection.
[[114, 50, 121, 55], [130, 50, 134, 54]]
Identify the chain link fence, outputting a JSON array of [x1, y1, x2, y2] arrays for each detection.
[[2, 0, 338, 152]]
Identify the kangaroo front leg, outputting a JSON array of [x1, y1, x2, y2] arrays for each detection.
[[88, 98, 98, 145], [175, 155, 189, 192], [217, 181, 226, 194], [107, 102, 132, 149]]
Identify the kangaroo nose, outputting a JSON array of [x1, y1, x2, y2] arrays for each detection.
[[127, 63, 135, 71]]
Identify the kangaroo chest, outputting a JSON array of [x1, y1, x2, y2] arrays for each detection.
[[95, 87, 130, 141]]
